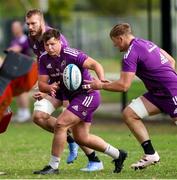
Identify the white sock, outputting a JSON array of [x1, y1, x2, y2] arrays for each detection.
[[104, 144, 120, 159], [48, 155, 60, 169], [18, 108, 30, 116]]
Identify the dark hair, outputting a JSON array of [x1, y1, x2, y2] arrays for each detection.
[[26, 9, 44, 19], [42, 29, 60, 43], [110, 23, 132, 38]]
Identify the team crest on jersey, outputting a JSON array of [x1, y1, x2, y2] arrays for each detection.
[[61, 60, 66, 67]]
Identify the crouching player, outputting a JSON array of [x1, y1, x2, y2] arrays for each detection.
[[33, 29, 127, 175], [26, 9, 103, 169]]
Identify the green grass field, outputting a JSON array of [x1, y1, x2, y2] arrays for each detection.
[[1, 121, 177, 179], [3, 59, 176, 179]]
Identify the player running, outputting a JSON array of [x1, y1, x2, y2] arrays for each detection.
[[84, 23, 177, 170]]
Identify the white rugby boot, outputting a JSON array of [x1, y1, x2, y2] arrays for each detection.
[[131, 151, 160, 170]]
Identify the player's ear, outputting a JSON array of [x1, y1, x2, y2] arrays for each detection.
[[118, 35, 123, 41]]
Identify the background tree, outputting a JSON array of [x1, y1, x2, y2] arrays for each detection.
[[45, 0, 76, 28], [87, 0, 159, 16], [0, 0, 38, 18]]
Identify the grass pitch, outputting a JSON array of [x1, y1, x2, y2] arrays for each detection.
[[0, 120, 177, 179]]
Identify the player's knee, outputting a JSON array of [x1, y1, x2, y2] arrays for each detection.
[[122, 107, 138, 123], [55, 117, 70, 131], [32, 111, 48, 125], [122, 107, 130, 122], [124, 97, 149, 121]]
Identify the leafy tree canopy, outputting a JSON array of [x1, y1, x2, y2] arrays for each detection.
[[87, 0, 160, 16]]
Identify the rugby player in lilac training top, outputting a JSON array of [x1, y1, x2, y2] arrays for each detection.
[[84, 23, 177, 170], [25, 9, 80, 165], [7, 21, 31, 122], [33, 29, 127, 175], [25, 9, 104, 171]]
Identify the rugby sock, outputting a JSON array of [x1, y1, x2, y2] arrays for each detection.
[[141, 140, 155, 155], [104, 144, 120, 159], [67, 133, 75, 143], [87, 151, 100, 162], [49, 155, 60, 169]]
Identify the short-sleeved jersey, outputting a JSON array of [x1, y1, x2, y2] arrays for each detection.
[[28, 26, 69, 59], [122, 38, 177, 97], [39, 47, 92, 99], [9, 34, 30, 56]]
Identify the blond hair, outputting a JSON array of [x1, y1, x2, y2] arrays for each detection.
[[26, 9, 44, 21], [110, 23, 132, 38]]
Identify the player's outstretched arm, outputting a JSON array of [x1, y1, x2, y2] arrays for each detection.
[[84, 71, 135, 92], [83, 57, 105, 81]]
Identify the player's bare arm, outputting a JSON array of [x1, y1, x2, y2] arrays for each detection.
[[101, 71, 135, 91], [38, 75, 59, 96], [83, 57, 105, 81], [160, 48, 176, 69], [38, 75, 50, 93], [84, 71, 135, 91]]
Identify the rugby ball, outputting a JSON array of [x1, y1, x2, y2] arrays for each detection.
[[63, 64, 82, 91]]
